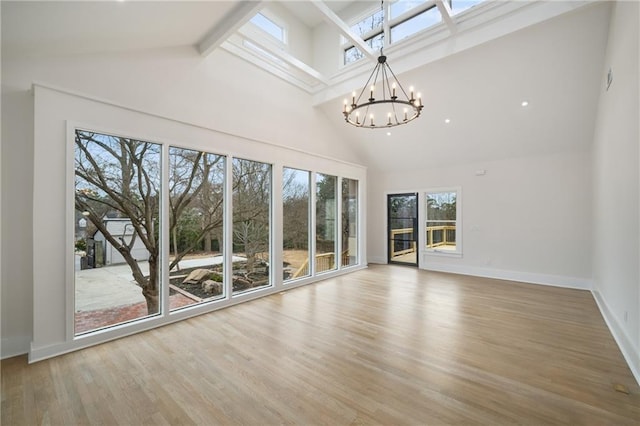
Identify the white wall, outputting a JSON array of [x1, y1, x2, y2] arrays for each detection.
[[591, 0, 640, 381], [368, 150, 593, 289], [1, 45, 366, 359]]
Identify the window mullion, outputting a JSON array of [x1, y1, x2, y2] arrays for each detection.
[[310, 172, 317, 276], [161, 144, 171, 316], [224, 155, 233, 299]]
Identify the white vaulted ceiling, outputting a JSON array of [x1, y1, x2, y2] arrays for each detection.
[[1, 0, 611, 171]]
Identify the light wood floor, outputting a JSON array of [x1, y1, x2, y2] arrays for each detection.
[[2, 265, 639, 425]]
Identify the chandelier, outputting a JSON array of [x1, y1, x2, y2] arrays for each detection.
[[342, 2, 423, 128]]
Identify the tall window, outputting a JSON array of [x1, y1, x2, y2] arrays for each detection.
[[283, 168, 311, 281], [316, 173, 337, 273], [74, 130, 162, 335], [425, 189, 461, 254], [341, 178, 359, 267], [168, 147, 226, 310], [232, 158, 272, 294]]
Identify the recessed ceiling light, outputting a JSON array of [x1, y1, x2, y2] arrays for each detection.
[[521, 100, 529, 107], [444, 118, 451, 124], [387, 132, 391, 136]]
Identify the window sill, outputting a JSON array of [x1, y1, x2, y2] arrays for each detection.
[[423, 250, 463, 258]]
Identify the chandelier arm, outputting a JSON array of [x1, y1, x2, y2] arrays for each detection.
[[355, 62, 381, 105], [384, 62, 413, 101], [389, 96, 399, 124], [381, 63, 390, 101]]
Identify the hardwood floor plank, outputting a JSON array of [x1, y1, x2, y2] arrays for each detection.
[[2, 265, 639, 425]]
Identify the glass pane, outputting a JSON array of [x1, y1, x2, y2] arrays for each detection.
[[168, 147, 226, 311], [74, 130, 161, 335], [390, 7, 442, 43], [426, 191, 457, 251], [283, 168, 310, 281], [344, 46, 364, 65], [390, 0, 428, 19], [232, 158, 271, 294], [316, 173, 337, 273], [341, 178, 358, 267], [388, 194, 418, 265], [451, 0, 484, 15], [367, 33, 385, 52], [250, 12, 285, 42], [351, 9, 384, 37]]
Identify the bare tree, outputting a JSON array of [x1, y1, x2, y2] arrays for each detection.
[[76, 132, 224, 314]]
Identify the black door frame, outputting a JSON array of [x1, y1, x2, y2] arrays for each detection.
[[387, 192, 419, 267]]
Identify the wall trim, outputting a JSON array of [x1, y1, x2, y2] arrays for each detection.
[[1, 336, 31, 359], [31, 81, 366, 171], [592, 290, 640, 386], [420, 261, 593, 290]]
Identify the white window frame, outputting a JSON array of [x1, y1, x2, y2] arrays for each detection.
[[249, 10, 288, 46], [341, 0, 446, 66], [423, 186, 462, 257]]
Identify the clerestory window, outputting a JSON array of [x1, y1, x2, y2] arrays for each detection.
[[342, 0, 485, 65], [250, 12, 286, 44]]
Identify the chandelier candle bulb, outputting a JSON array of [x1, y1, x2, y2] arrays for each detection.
[[404, 108, 408, 121], [343, 99, 348, 113], [370, 86, 375, 101], [387, 113, 392, 126], [370, 114, 374, 126], [417, 93, 422, 106], [352, 91, 356, 105], [410, 86, 414, 100], [392, 82, 396, 98]]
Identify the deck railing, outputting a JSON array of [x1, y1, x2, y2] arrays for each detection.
[[388, 225, 457, 258], [390, 227, 416, 257], [426, 225, 456, 248], [291, 250, 350, 279]]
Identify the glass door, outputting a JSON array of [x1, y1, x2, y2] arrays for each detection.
[[387, 193, 418, 266]]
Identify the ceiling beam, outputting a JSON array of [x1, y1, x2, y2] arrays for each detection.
[[236, 28, 330, 86], [309, 0, 377, 61], [198, 1, 264, 57], [436, 0, 457, 33]]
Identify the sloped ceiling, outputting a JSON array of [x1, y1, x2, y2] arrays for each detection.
[[1, 1, 611, 172], [320, 2, 611, 171]]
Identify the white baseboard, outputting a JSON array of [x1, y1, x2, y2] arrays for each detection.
[[420, 262, 593, 290], [1, 336, 30, 359], [592, 290, 640, 386]]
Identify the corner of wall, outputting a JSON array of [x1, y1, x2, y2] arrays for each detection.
[[592, 289, 640, 385], [1, 336, 31, 359]]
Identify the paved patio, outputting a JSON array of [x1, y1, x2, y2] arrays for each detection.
[[74, 255, 243, 312]]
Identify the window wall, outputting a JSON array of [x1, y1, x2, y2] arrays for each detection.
[[70, 130, 360, 339]]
